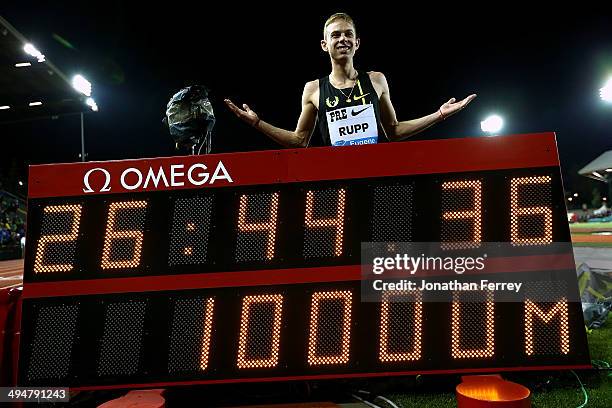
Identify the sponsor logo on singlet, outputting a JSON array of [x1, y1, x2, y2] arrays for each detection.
[[326, 104, 378, 146]]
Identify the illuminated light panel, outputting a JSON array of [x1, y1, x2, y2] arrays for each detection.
[[34, 204, 82, 273], [441, 180, 482, 250], [186, 223, 196, 231], [480, 115, 503, 134], [237, 193, 280, 260], [451, 291, 495, 359], [525, 299, 569, 356], [510, 176, 552, 246], [199, 298, 215, 370], [72, 74, 92, 97], [307, 290, 352, 366], [305, 189, 346, 257], [23, 43, 45, 62], [101, 201, 148, 269], [601, 78, 612, 102], [183, 247, 193, 256], [379, 291, 423, 362], [237, 294, 283, 369], [86, 97, 98, 112]]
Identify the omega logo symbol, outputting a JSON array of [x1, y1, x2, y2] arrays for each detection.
[[83, 168, 112, 193]]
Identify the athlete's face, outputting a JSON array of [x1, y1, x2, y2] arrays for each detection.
[[321, 20, 360, 61]]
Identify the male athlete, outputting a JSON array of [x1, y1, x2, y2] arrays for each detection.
[[225, 13, 476, 147]]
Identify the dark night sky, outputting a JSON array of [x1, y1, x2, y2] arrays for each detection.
[[2, 5, 612, 202]]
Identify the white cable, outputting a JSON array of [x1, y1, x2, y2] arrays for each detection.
[[351, 393, 383, 408], [373, 395, 401, 408], [356, 388, 402, 408]]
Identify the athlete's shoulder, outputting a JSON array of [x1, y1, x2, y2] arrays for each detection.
[[366, 71, 387, 83], [306, 79, 319, 90], [302, 80, 319, 105], [303, 79, 319, 95], [305, 79, 319, 89]]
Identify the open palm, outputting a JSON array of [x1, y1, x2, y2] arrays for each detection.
[[440, 94, 477, 118], [224, 99, 259, 126]]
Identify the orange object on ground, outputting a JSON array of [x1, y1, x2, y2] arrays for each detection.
[[571, 233, 612, 243], [456, 374, 531, 408], [98, 389, 165, 408]]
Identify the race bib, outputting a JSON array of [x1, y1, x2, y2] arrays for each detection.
[[326, 104, 378, 146]]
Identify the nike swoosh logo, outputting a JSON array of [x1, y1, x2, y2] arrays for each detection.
[[351, 106, 371, 116], [353, 93, 370, 101]]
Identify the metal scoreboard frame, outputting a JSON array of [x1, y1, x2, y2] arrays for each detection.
[[17, 133, 590, 390]]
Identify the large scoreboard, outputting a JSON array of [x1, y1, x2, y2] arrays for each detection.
[[18, 133, 590, 390]]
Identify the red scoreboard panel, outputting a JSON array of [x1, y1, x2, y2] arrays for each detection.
[[18, 133, 590, 390]]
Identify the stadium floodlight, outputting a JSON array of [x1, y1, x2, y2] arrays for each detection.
[[15, 62, 31, 67], [573, 193, 578, 197], [86, 97, 98, 112], [480, 115, 504, 135], [0, 106, 10, 110], [568, 197, 573, 202], [600, 78, 612, 102], [18, 181, 23, 186], [72, 75, 92, 96], [23, 43, 45, 62], [29, 101, 42, 106]]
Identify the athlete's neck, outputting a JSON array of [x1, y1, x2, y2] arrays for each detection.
[[329, 60, 357, 87]]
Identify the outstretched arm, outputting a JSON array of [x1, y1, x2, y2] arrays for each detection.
[[224, 81, 318, 148], [374, 72, 476, 142]]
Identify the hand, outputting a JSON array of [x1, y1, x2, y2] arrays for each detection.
[[224, 98, 260, 127], [439, 94, 477, 119]]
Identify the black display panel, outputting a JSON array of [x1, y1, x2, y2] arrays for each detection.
[[19, 164, 589, 389], [25, 168, 570, 282], [20, 279, 588, 387]]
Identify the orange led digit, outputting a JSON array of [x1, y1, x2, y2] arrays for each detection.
[[33, 204, 82, 273], [101, 201, 148, 269], [441, 180, 482, 250], [305, 189, 346, 256], [237, 193, 279, 260], [511, 176, 553, 246], [237, 294, 284, 369], [379, 291, 422, 362], [525, 299, 569, 356], [451, 291, 495, 359], [199, 298, 215, 370], [307, 290, 352, 366]]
